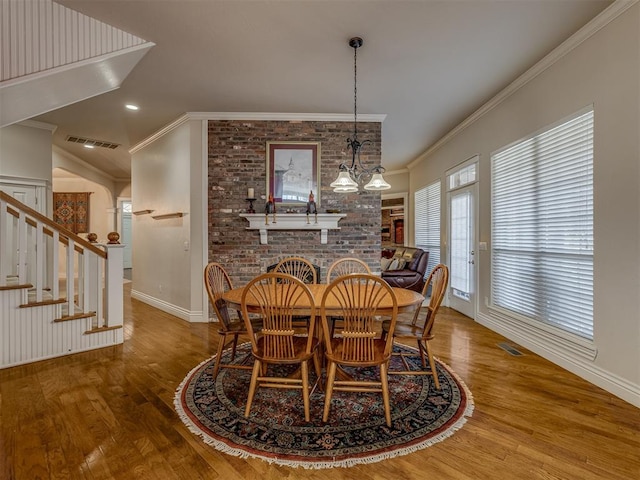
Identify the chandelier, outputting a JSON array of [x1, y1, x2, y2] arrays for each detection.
[[330, 37, 391, 193]]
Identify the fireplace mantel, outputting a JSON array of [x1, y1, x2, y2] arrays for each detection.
[[239, 213, 346, 244]]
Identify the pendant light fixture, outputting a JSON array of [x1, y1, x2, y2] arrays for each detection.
[[330, 37, 391, 193]]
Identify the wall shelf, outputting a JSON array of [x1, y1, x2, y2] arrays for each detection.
[[151, 212, 185, 220], [132, 209, 154, 216], [239, 213, 346, 244]]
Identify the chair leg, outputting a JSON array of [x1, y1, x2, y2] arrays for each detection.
[[380, 362, 392, 427], [312, 350, 323, 390], [322, 361, 337, 423], [425, 340, 440, 390], [244, 360, 261, 418], [230, 333, 239, 361], [212, 333, 228, 380], [416, 338, 427, 370], [412, 305, 422, 325], [301, 361, 310, 422]]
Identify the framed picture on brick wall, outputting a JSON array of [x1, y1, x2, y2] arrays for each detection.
[[266, 141, 320, 207]]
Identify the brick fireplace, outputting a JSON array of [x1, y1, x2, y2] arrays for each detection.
[[207, 119, 383, 286]]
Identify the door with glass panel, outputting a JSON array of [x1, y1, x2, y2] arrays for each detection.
[[447, 177, 477, 319]]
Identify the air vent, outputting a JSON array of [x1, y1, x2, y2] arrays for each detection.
[[497, 342, 524, 356], [66, 136, 119, 149]]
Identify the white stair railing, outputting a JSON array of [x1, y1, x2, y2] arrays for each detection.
[[0, 191, 123, 330]]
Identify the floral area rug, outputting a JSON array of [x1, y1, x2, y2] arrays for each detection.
[[174, 343, 473, 469]]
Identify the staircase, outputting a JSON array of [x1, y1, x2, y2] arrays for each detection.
[[1, 191, 124, 368]]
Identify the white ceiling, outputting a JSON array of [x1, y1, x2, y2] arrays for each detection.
[[34, 0, 613, 180]]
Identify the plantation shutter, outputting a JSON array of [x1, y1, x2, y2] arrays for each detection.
[[415, 180, 441, 276], [491, 108, 594, 339]]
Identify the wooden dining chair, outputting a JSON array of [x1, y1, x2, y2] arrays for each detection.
[[326, 258, 372, 336], [274, 256, 318, 326], [241, 272, 321, 422], [274, 256, 318, 284], [320, 274, 398, 427], [326, 258, 371, 282], [204, 262, 257, 380], [381, 264, 449, 389]]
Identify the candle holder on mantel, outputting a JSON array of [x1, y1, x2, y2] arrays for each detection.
[[246, 198, 256, 213]]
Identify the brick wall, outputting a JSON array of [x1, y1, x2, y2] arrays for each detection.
[[207, 119, 382, 286]]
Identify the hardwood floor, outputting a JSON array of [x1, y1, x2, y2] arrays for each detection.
[[1, 284, 639, 479]]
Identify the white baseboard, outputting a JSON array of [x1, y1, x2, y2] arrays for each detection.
[[477, 312, 640, 408], [131, 289, 205, 322]]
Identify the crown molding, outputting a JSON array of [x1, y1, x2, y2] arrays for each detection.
[[129, 112, 387, 154], [384, 167, 410, 176], [407, 0, 639, 170], [186, 112, 387, 123], [129, 113, 191, 154]]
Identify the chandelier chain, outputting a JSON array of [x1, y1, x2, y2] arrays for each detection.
[[330, 36, 390, 192], [353, 42, 358, 139]]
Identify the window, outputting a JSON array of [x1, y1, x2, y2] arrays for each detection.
[[415, 180, 441, 276], [491, 108, 593, 340], [448, 162, 476, 190]]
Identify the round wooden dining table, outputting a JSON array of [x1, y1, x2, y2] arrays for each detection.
[[222, 283, 424, 315], [222, 281, 424, 382]]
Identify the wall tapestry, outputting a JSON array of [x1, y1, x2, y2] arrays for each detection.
[[53, 192, 90, 234]]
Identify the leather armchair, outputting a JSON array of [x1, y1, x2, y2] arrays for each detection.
[[381, 247, 429, 292]]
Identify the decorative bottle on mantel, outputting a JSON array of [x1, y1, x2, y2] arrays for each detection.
[[265, 193, 276, 224], [306, 191, 317, 214], [306, 190, 317, 224]]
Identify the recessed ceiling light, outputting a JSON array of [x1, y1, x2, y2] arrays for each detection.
[[125, 104, 139, 111], [84, 144, 95, 149]]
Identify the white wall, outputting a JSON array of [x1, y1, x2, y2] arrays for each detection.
[[409, 4, 640, 406], [52, 173, 113, 277], [52, 174, 112, 241], [0, 121, 54, 185], [130, 119, 206, 322], [51, 146, 124, 204]]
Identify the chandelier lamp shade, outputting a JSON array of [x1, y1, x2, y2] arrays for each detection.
[[331, 37, 391, 193]]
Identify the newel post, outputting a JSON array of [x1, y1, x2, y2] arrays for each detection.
[[102, 241, 125, 328]]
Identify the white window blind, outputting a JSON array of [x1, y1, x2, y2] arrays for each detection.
[[491, 109, 594, 340], [415, 180, 441, 276]]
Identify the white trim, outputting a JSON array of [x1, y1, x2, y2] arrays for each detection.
[[200, 120, 210, 322], [486, 306, 597, 360], [129, 113, 191, 154], [477, 311, 639, 408], [0, 175, 50, 188], [186, 112, 387, 123], [130, 112, 387, 154], [16, 120, 57, 132], [131, 289, 205, 323], [0, 177, 49, 215], [382, 192, 409, 247], [445, 154, 479, 192], [382, 167, 410, 176], [407, 0, 639, 170]]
